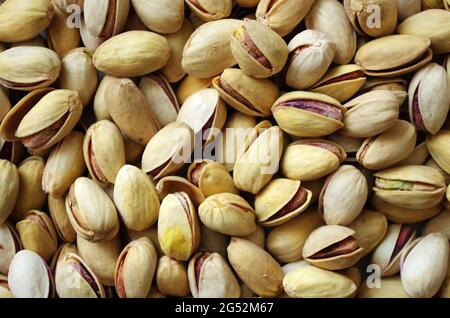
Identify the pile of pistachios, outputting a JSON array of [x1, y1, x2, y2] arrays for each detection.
[[0, 0, 450, 299]]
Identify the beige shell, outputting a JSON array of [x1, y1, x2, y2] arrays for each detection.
[[397, 0, 421, 22], [47, 4, 81, 58], [427, 129, 450, 174], [0, 222, 21, 275], [93, 75, 114, 121], [186, 0, 232, 22], [50, 243, 78, 273], [131, 0, 184, 33], [126, 226, 163, 257], [242, 224, 265, 248], [0, 160, 19, 224], [397, 142, 430, 167], [361, 77, 408, 104], [357, 276, 409, 298], [48, 194, 76, 243], [176, 75, 214, 104], [424, 210, 450, 240], [187, 161, 238, 197], [0, 87, 10, 122], [199, 225, 229, 257], [84, 0, 129, 38], [155, 176, 205, 207], [156, 255, 190, 297], [79, 17, 105, 52]]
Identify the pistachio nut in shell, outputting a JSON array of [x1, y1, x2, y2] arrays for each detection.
[[282, 260, 312, 275], [199, 193, 256, 236], [114, 165, 160, 231], [55, 252, 105, 298], [255, 178, 312, 227], [233, 122, 284, 194], [182, 19, 243, 78], [401, 233, 449, 298], [303, 225, 364, 270], [77, 235, 121, 287], [0, 87, 10, 122], [358, 276, 409, 298], [355, 34, 432, 77], [305, 0, 357, 65], [115, 238, 157, 298], [158, 192, 200, 261], [227, 238, 283, 297], [242, 224, 265, 248], [0, 222, 21, 275], [200, 225, 229, 257], [230, 19, 288, 78], [188, 160, 238, 197], [155, 176, 205, 207], [256, 0, 316, 36], [186, 0, 232, 22], [42, 131, 86, 197], [371, 223, 416, 277], [176, 74, 213, 104], [357, 120, 417, 170], [361, 77, 408, 104], [0, 274, 12, 298], [79, 17, 105, 52], [397, 0, 421, 22], [426, 157, 450, 185], [93, 31, 170, 77], [283, 265, 357, 298], [424, 210, 450, 240], [48, 194, 76, 243], [327, 134, 364, 163], [84, 0, 129, 39], [131, 0, 184, 33], [266, 209, 323, 263], [408, 63, 450, 134], [83, 120, 125, 186], [66, 177, 120, 242], [0, 0, 54, 43], [281, 139, 346, 181], [348, 210, 388, 257], [156, 255, 190, 297], [0, 159, 19, 224], [188, 251, 240, 298], [373, 165, 446, 209], [427, 129, 450, 174], [397, 142, 430, 167], [126, 226, 163, 257], [0, 46, 61, 91], [16, 210, 58, 262], [319, 165, 368, 226], [8, 250, 55, 298], [272, 91, 344, 137], [142, 122, 194, 180], [49, 243, 78, 273], [93, 75, 115, 121], [213, 68, 279, 117]]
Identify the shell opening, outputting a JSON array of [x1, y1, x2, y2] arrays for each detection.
[[100, 0, 117, 38], [69, 258, 102, 298], [219, 75, 260, 113], [389, 225, 415, 263], [266, 186, 308, 222], [309, 236, 359, 259], [88, 140, 109, 184], [189, 0, 208, 13], [194, 252, 210, 292], [278, 99, 343, 121], [375, 178, 438, 192], [238, 26, 272, 70], [25, 213, 52, 237], [190, 162, 207, 186], [412, 85, 425, 130], [116, 252, 127, 298], [313, 70, 366, 88]]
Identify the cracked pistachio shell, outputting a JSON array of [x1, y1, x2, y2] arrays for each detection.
[[340, 90, 401, 138], [156, 256, 190, 297], [93, 75, 114, 121], [9, 250, 55, 298], [79, 17, 105, 52], [77, 235, 121, 287], [371, 224, 416, 277], [115, 238, 157, 298], [303, 225, 364, 270], [272, 91, 345, 137], [83, 120, 125, 186], [55, 252, 105, 298], [398, 9, 450, 54], [373, 165, 446, 209], [344, 0, 397, 37], [361, 77, 408, 104], [58, 48, 98, 107], [182, 19, 243, 78], [0, 0, 54, 43], [311, 64, 367, 103], [230, 19, 288, 78], [47, 4, 81, 58], [327, 135, 364, 163], [156, 176, 205, 207], [409, 63, 450, 134], [348, 210, 388, 257], [177, 88, 227, 145], [358, 276, 409, 298], [50, 243, 78, 273], [106, 77, 161, 145], [158, 192, 200, 261], [131, 0, 183, 33], [397, 0, 421, 22], [233, 122, 284, 194], [282, 260, 312, 275], [93, 31, 170, 77], [199, 193, 256, 236], [66, 177, 120, 242], [140, 73, 179, 127], [401, 233, 449, 298], [283, 265, 357, 298], [285, 30, 335, 90], [11, 156, 46, 221], [188, 161, 238, 197], [424, 210, 450, 240], [267, 209, 323, 263], [48, 194, 76, 243], [255, 178, 312, 227], [319, 165, 368, 226], [357, 120, 417, 170], [200, 225, 228, 257], [142, 122, 194, 180], [114, 165, 160, 231], [84, 0, 129, 38], [228, 238, 284, 297], [281, 139, 346, 181], [0, 222, 21, 275], [176, 75, 213, 104], [306, 0, 356, 65], [427, 130, 450, 174], [16, 210, 58, 262], [0, 160, 19, 224], [186, 0, 232, 22], [0, 47, 61, 91], [371, 195, 443, 224], [256, 0, 315, 36], [0, 274, 12, 298], [397, 142, 429, 167], [355, 35, 433, 77], [213, 68, 279, 117], [43, 131, 86, 197], [188, 251, 240, 298]]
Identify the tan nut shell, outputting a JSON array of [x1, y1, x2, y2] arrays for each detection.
[[93, 75, 114, 121], [84, 0, 129, 38], [176, 75, 213, 104], [242, 224, 265, 249], [427, 129, 450, 174], [187, 161, 238, 197], [132, 0, 184, 33], [155, 176, 205, 207], [47, 4, 81, 58], [48, 194, 76, 243], [186, 0, 232, 22], [397, 0, 421, 22], [397, 142, 430, 167], [0, 160, 19, 224], [200, 225, 229, 257], [0, 222, 21, 275], [424, 210, 450, 240], [156, 255, 190, 297], [358, 276, 409, 298]]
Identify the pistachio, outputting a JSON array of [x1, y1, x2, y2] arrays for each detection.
[[84, 0, 130, 39], [47, 4, 81, 58], [131, 0, 184, 33], [0, 159, 19, 224], [188, 160, 238, 197], [93, 75, 115, 121], [398, 142, 430, 167], [176, 75, 213, 104], [186, 0, 232, 22], [50, 243, 79, 273], [427, 129, 450, 174], [0, 87, 10, 123], [126, 226, 163, 257], [155, 176, 205, 207], [358, 276, 409, 298], [48, 194, 77, 243], [156, 255, 190, 297], [80, 17, 106, 52], [200, 225, 229, 257], [397, 0, 421, 22], [0, 222, 21, 275], [424, 210, 450, 240], [361, 77, 408, 104]]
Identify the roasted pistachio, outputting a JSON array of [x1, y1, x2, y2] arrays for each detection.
[[47, 4, 81, 58], [0, 222, 21, 275], [0, 159, 19, 224], [427, 129, 450, 174], [155, 176, 205, 207], [361, 77, 408, 104], [424, 210, 450, 240], [132, 0, 184, 33], [48, 194, 76, 243], [176, 74, 213, 104], [358, 276, 409, 298], [186, 0, 232, 22], [188, 160, 238, 197], [156, 255, 190, 297], [84, 0, 129, 39]]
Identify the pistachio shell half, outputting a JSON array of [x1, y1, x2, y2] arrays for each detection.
[[155, 176, 205, 207]]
